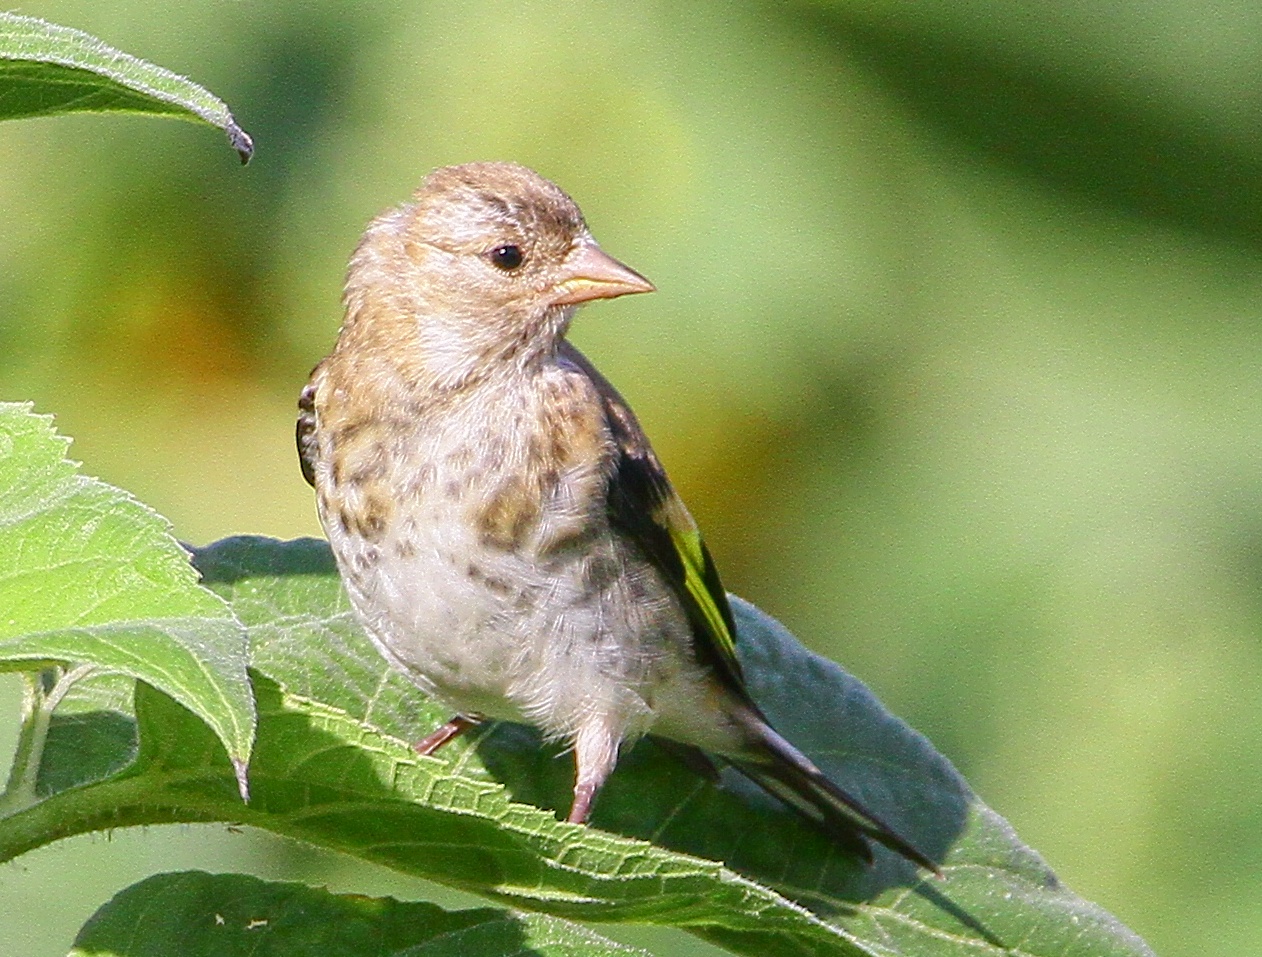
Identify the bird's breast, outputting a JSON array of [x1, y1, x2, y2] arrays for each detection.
[[314, 365, 630, 723]]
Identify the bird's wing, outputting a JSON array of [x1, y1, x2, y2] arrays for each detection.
[[560, 344, 938, 873], [558, 343, 749, 697], [296, 374, 320, 488]]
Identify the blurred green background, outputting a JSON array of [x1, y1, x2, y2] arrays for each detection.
[[3, 1, 1260, 954]]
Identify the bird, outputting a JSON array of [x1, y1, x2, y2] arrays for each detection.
[[297, 161, 936, 873]]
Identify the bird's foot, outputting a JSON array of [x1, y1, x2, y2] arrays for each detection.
[[414, 715, 478, 756]]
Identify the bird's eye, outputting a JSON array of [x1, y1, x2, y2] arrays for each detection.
[[489, 244, 524, 270]]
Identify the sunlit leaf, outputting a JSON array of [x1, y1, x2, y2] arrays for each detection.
[[0, 535, 1152, 956], [0, 403, 254, 791], [0, 11, 252, 161]]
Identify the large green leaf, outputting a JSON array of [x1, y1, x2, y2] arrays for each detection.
[[70, 871, 650, 957], [0, 403, 254, 797], [0, 535, 1151, 956], [0, 12, 252, 161]]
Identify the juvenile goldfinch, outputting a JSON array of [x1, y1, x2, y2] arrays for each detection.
[[298, 161, 935, 872]]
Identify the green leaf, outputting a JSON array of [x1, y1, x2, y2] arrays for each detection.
[[0, 403, 254, 799], [0, 12, 252, 161], [70, 871, 651, 957], [0, 535, 1152, 956]]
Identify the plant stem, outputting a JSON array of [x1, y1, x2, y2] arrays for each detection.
[[0, 664, 95, 816]]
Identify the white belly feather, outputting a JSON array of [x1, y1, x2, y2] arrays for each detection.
[[321, 404, 698, 744]]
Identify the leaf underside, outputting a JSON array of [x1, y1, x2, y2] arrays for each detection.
[[0, 12, 252, 160]]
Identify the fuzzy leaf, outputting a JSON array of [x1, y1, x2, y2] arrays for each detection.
[[0, 12, 252, 160], [0, 534, 1152, 956], [0, 404, 254, 793]]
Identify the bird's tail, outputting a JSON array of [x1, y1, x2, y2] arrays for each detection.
[[727, 714, 939, 874]]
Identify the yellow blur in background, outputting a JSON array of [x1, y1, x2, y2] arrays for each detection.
[[2, 2, 1260, 955]]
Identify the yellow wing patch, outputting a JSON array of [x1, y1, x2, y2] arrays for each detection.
[[657, 496, 743, 684]]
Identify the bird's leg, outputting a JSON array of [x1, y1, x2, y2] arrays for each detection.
[[567, 720, 621, 824], [414, 714, 478, 756], [569, 782, 597, 824]]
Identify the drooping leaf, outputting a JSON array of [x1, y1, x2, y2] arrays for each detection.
[[0, 12, 252, 161]]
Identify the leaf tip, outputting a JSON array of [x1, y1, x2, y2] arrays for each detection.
[[227, 122, 254, 164], [232, 757, 251, 803]]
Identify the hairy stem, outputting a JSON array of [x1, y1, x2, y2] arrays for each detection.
[[0, 665, 96, 816]]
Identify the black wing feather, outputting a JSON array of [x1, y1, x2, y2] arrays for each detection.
[[558, 343, 748, 695], [296, 378, 319, 488], [557, 343, 938, 873]]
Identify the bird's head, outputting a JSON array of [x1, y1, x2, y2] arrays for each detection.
[[342, 162, 653, 385]]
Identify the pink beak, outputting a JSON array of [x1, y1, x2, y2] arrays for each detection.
[[549, 241, 655, 306]]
